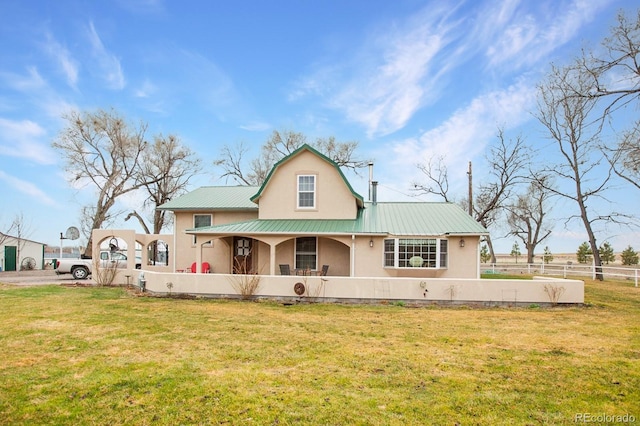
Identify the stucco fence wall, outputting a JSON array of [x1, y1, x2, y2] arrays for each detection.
[[132, 270, 584, 306]]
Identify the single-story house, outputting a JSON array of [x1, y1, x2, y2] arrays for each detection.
[[0, 233, 46, 271], [158, 144, 489, 279]]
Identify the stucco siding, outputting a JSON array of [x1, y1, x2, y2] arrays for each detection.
[[173, 210, 258, 272], [258, 150, 358, 220]]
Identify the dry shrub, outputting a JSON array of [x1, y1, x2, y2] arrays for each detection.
[[229, 255, 261, 299], [92, 258, 119, 286], [543, 283, 566, 305]]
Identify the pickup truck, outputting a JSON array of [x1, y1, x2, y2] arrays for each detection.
[[55, 251, 141, 280]]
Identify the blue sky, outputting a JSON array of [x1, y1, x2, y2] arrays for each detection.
[[0, 0, 638, 255]]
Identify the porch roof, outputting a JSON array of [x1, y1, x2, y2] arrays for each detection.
[[187, 202, 488, 236]]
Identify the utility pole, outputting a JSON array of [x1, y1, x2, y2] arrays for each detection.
[[467, 161, 473, 215]]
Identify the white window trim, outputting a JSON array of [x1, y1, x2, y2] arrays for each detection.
[[383, 238, 448, 269], [297, 174, 316, 209]]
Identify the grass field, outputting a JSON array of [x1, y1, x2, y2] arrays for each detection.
[[0, 278, 638, 425]]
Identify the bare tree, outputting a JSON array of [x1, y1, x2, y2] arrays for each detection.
[[126, 133, 202, 234], [214, 130, 368, 186], [412, 156, 452, 202], [611, 124, 640, 189], [535, 65, 617, 280], [506, 178, 553, 263], [568, 10, 640, 190], [52, 109, 153, 258], [575, 10, 640, 117], [414, 129, 531, 262]]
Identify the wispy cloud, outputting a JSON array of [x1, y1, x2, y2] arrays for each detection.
[[293, 5, 462, 137], [42, 32, 80, 88], [0, 118, 56, 165], [0, 67, 46, 92], [292, 0, 613, 138], [0, 67, 77, 122], [484, 0, 613, 69], [390, 79, 537, 190], [0, 170, 57, 206], [86, 21, 125, 90]]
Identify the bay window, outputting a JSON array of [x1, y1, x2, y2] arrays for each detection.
[[384, 238, 448, 268]]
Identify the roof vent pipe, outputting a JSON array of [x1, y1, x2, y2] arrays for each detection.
[[372, 181, 378, 205]]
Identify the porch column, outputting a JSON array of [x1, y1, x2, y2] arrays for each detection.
[[269, 242, 276, 275], [195, 237, 202, 273]]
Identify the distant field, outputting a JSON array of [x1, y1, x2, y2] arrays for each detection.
[[0, 278, 638, 425], [493, 252, 631, 266]]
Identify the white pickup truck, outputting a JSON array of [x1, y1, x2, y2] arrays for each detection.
[[55, 251, 141, 280]]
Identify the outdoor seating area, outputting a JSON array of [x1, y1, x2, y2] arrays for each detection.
[[177, 262, 211, 273], [279, 264, 329, 276]]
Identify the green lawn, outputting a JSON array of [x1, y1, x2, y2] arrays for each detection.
[[0, 279, 638, 425]]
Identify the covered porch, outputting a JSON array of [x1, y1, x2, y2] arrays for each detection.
[[190, 232, 360, 277]]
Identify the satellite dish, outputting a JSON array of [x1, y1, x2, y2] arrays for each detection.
[[65, 226, 80, 240]]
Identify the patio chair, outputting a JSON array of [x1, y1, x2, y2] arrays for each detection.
[[190, 262, 197, 273], [279, 264, 291, 275], [320, 264, 329, 276], [202, 262, 211, 273]]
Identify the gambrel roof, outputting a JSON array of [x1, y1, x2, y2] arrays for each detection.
[[250, 144, 365, 208]]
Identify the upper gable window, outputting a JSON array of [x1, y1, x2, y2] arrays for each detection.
[[297, 175, 316, 209]]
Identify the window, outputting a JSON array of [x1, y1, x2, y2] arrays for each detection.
[[439, 239, 448, 268], [193, 214, 212, 245], [297, 175, 316, 208], [384, 238, 448, 268], [295, 237, 317, 270]]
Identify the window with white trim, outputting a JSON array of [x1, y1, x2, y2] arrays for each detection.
[[384, 238, 448, 268], [295, 237, 317, 270], [297, 175, 316, 208]]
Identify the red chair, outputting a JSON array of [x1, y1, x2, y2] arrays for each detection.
[[202, 262, 210, 273], [190, 262, 197, 273]]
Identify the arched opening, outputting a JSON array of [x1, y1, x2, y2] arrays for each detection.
[[146, 239, 170, 266]]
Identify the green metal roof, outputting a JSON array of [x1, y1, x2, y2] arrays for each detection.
[[250, 144, 365, 208], [157, 186, 259, 211], [188, 202, 488, 236]]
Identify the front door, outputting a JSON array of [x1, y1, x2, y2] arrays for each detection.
[[233, 237, 253, 274]]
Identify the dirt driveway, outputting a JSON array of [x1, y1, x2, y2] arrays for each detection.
[[0, 269, 93, 286]]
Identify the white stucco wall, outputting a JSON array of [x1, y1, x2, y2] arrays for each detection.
[[138, 270, 584, 305]]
